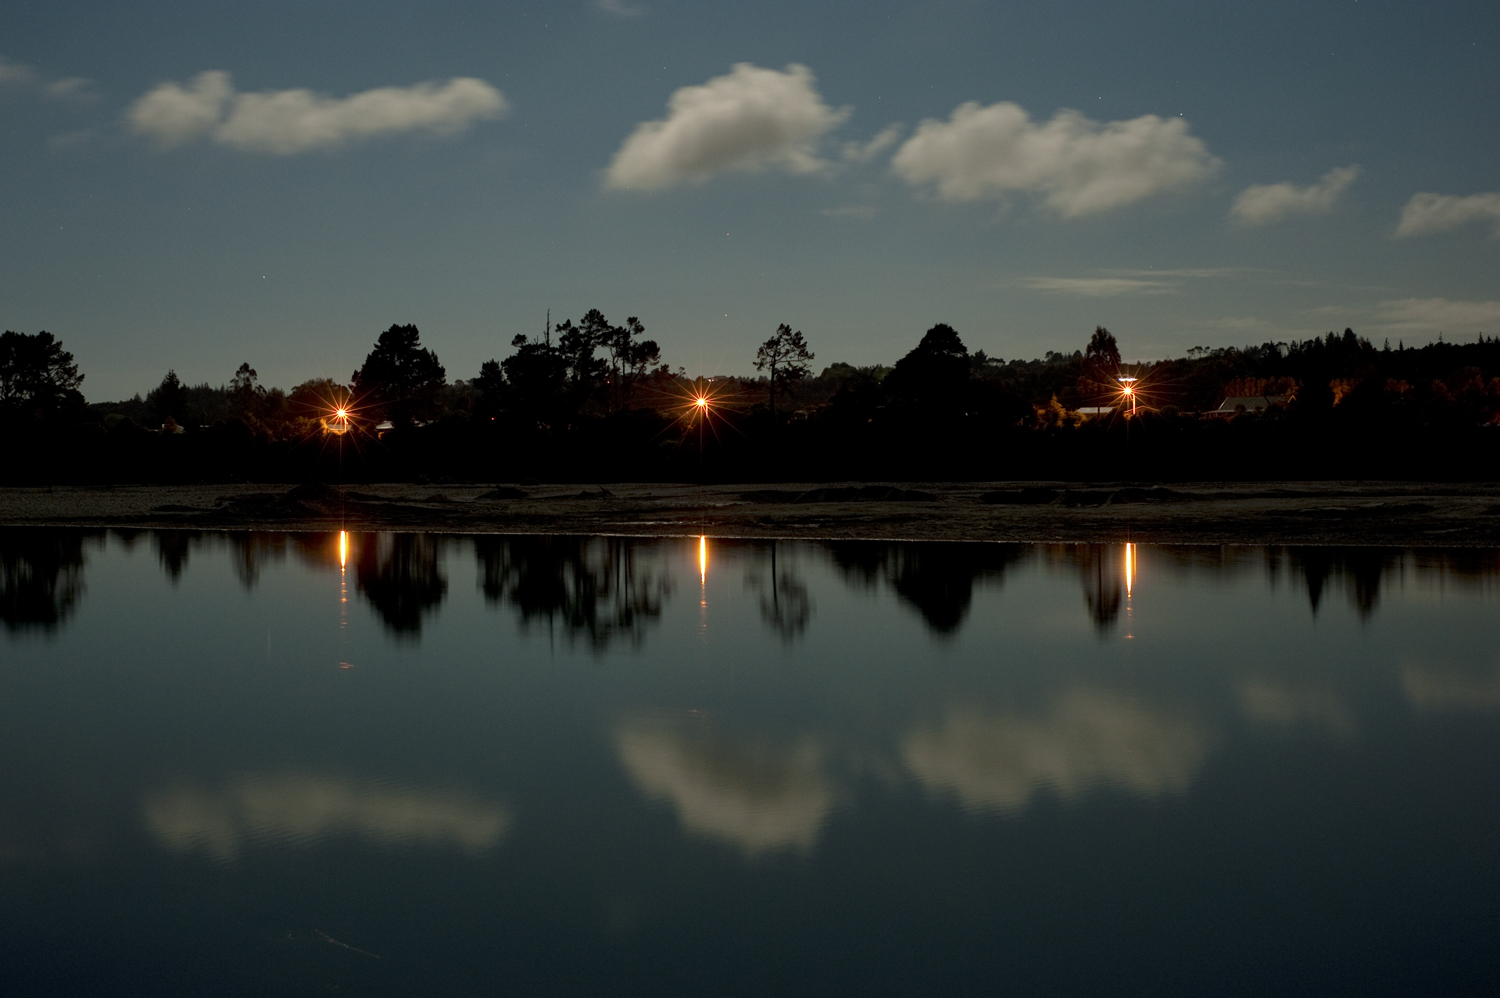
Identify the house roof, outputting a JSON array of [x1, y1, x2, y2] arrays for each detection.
[[1215, 395, 1290, 412]]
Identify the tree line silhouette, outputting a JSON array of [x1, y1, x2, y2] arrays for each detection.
[[4, 315, 1500, 484]]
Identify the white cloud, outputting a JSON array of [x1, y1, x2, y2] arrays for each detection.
[[1395, 191, 1500, 238], [127, 72, 507, 153], [901, 691, 1208, 814], [890, 101, 1218, 216], [616, 720, 832, 856], [1230, 165, 1361, 226], [1022, 276, 1176, 296], [1370, 298, 1500, 335], [127, 70, 233, 148], [604, 63, 848, 190], [143, 773, 510, 861]]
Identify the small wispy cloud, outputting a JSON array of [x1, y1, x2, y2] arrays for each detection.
[[595, 0, 647, 16], [1230, 165, 1360, 226], [841, 124, 902, 164], [47, 129, 94, 150], [0, 56, 37, 87], [1022, 276, 1176, 296], [45, 77, 93, 100], [1200, 316, 1275, 333], [1369, 297, 1500, 335], [1394, 191, 1500, 238], [0, 55, 93, 102], [821, 205, 877, 221], [1109, 267, 1252, 280], [127, 71, 507, 153]]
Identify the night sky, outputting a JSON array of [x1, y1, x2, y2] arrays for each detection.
[[2, 0, 1496, 401]]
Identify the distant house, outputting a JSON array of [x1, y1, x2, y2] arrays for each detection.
[[1074, 406, 1116, 418], [1210, 395, 1290, 417]]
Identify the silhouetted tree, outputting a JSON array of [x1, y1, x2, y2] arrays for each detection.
[[883, 323, 969, 414], [553, 312, 609, 403], [147, 370, 188, 425], [501, 333, 570, 427], [352, 324, 447, 426], [0, 330, 84, 424], [1084, 326, 1121, 379], [606, 315, 660, 410], [754, 324, 814, 424], [228, 362, 266, 418], [474, 359, 506, 419]]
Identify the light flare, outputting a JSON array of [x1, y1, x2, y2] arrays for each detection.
[[699, 535, 708, 588], [339, 530, 348, 569], [1124, 542, 1135, 598]]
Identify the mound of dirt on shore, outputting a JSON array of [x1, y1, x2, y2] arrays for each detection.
[[980, 486, 1193, 506], [740, 486, 938, 504]]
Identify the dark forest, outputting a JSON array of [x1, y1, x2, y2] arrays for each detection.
[[4, 315, 1500, 484]]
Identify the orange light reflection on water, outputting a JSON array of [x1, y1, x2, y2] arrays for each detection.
[[1125, 542, 1134, 598]]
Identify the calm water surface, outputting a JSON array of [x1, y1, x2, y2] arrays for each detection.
[[3, 529, 1499, 995]]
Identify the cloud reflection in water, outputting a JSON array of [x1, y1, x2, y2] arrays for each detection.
[[616, 721, 832, 856], [902, 690, 1208, 814], [1238, 679, 1355, 736], [143, 773, 509, 861], [1401, 664, 1500, 711]]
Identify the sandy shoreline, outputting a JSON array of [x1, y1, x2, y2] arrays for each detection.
[[3, 481, 1499, 546]]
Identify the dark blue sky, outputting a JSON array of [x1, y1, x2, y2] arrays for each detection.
[[2, 0, 1497, 400]]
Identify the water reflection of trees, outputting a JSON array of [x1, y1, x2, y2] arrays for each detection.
[[356, 533, 448, 636], [746, 541, 813, 641], [825, 541, 1028, 634], [227, 532, 288, 588], [1267, 548, 1403, 618], [1068, 545, 1124, 632], [0, 527, 96, 632], [475, 536, 671, 649], [153, 530, 193, 583]]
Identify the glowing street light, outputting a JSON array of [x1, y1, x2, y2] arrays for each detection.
[[1119, 376, 1139, 417]]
